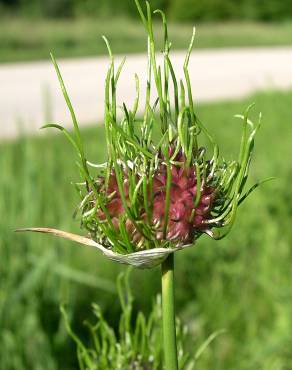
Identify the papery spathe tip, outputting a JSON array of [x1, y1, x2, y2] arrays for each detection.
[[16, 227, 194, 269]]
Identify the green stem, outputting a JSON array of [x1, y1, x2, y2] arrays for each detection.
[[161, 253, 179, 370]]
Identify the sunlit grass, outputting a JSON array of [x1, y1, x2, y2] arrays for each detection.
[[0, 17, 292, 63], [1, 89, 291, 369]]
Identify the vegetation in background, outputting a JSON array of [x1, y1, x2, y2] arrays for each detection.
[[1, 0, 292, 64], [62, 270, 216, 369], [1, 0, 292, 21], [1, 89, 291, 369], [1, 18, 292, 63]]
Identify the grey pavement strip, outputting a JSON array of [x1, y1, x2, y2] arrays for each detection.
[[1, 47, 292, 139]]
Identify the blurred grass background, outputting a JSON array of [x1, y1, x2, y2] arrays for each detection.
[[1, 0, 292, 369], [1, 19, 292, 63], [1, 0, 292, 62], [1, 89, 291, 369]]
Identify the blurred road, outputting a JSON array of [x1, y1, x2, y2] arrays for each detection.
[[1, 47, 292, 139]]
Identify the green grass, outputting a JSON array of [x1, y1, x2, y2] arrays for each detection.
[[1, 89, 292, 369], [0, 17, 292, 63]]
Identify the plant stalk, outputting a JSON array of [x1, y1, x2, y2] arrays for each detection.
[[161, 253, 179, 370]]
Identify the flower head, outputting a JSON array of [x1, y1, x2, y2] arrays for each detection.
[[94, 148, 217, 248], [18, 0, 269, 268]]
